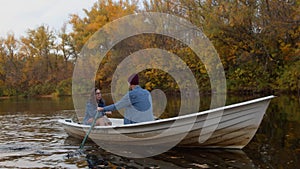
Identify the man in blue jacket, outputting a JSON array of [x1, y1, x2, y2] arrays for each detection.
[[97, 74, 154, 124]]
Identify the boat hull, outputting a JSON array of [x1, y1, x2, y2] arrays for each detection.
[[59, 96, 274, 149]]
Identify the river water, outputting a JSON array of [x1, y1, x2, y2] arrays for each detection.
[[0, 94, 299, 169]]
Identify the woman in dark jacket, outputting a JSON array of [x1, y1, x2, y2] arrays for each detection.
[[83, 88, 110, 125]]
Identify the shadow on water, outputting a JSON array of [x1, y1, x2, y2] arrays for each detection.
[[63, 135, 257, 169]]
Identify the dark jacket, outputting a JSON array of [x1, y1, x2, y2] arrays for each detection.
[[83, 99, 105, 125]]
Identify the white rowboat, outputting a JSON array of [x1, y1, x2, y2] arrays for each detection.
[[59, 95, 275, 149]]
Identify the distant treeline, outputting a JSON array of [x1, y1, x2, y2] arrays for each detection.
[[0, 0, 299, 97]]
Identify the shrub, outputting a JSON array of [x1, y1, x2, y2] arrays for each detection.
[[54, 78, 72, 96], [276, 61, 300, 92]]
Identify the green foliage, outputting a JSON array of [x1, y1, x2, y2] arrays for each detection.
[[276, 61, 300, 92], [26, 83, 56, 96], [54, 78, 72, 96], [1, 86, 17, 97], [227, 65, 272, 93]]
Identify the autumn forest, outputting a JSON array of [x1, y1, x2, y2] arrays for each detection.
[[0, 0, 299, 97]]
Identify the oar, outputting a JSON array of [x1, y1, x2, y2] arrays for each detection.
[[79, 111, 101, 149], [66, 111, 102, 158]]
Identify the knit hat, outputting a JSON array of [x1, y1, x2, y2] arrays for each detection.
[[128, 73, 139, 85]]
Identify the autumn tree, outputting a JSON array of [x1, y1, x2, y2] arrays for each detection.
[[145, 0, 299, 93], [0, 0, 298, 96], [0, 34, 23, 95], [68, 0, 139, 89], [69, 0, 138, 53], [18, 25, 74, 96]]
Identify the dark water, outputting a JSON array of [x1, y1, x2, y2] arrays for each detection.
[[0, 94, 299, 169]]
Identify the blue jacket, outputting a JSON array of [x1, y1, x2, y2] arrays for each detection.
[[83, 99, 105, 125], [103, 86, 154, 124]]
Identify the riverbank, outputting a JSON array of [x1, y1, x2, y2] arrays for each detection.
[[1, 89, 298, 101]]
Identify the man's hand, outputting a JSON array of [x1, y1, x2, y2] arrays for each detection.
[[97, 107, 104, 111], [105, 111, 112, 115], [97, 107, 112, 116]]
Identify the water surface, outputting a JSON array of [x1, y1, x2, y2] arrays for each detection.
[[0, 94, 299, 168]]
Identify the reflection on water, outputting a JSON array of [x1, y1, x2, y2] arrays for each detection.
[[245, 95, 300, 169], [0, 94, 299, 168]]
